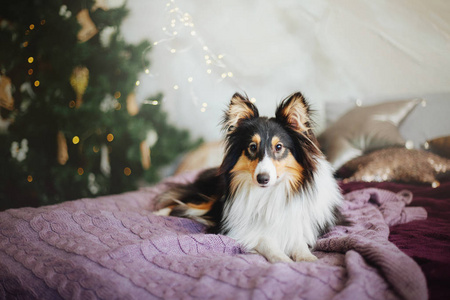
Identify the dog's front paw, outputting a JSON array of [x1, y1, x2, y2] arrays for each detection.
[[265, 253, 293, 263], [292, 252, 318, 262]]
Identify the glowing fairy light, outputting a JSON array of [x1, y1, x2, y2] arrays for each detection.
[[142, 0, 236, 110]]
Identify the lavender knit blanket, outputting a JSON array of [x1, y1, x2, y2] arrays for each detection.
[[0, 172, 428, 300]]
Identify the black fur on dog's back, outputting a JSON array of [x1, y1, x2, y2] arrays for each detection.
[[155, 168, 226, 230]]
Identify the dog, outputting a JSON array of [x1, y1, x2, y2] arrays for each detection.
[[155, 92, 345, 263]]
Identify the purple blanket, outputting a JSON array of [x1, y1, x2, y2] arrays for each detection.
[[0, 172, 428, 300]]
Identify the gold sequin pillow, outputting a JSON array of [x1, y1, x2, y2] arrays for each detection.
[[427, 136, 450, 159], [337, 147, 450, 187]]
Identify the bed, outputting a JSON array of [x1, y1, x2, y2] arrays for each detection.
[[1, 96, 449, 300]]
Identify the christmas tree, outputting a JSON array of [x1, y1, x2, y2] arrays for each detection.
[[0, 0, 200, 210]]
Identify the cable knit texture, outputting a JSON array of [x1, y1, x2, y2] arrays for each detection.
[[0, 171, 428, 300]]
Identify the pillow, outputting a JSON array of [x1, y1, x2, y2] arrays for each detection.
[[337, 147, 450, 187], [318, 99, 420, 170], [426, 136, 450, 159]]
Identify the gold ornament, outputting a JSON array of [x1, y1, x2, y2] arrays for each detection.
[[57, 131, 69, 165], [100, 144, 111, 176], [70, 66, 89, 108], [126, 93, 139, 116], [140, 141, 151, 170], [0, 75, 14, 111], [76, 9, 98, 42]]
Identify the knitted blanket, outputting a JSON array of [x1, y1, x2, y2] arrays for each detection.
[[0, 172, 428, 300]]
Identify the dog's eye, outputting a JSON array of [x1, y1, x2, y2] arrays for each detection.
[[248, 142, 257, 153], [275, 143, 283, 152]]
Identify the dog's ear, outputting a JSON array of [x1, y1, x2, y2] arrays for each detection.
[[223, 93, 259, 134], [275, 92, 311, 133]]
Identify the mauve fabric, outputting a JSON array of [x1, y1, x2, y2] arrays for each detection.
[[0, 171, 433, 300], [341, 180, 450, 300]]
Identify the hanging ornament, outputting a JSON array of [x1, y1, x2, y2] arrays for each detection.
[[70, 66, 89, 108], [56, 131, 69, 165], [0, 75, 14, 111], [126, 93, 139, 116], [140, 130, 158, 170], [100, 144, 111, 176], [140, 141, 151, 170], [146, 130, 158, 148], [76, 9, 98, 42], [10, 139, 28, 162], [99, 26, 115, 47]]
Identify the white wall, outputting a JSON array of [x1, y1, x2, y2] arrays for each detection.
[[121, 0, 450, 141]]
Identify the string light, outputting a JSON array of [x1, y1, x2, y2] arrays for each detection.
[[27, 175, 33, 182], [142, 0, 237, 113], [72, 136, 80, 144], [28, 57, 34, 63], [142, 100, 160, 105], [114, 91, 121, 99], [135, 80, 140, 86], [34, 80, 40, 87], [107, 133, 114, 142]]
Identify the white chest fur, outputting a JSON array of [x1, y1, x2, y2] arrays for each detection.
[[222, 157, 342, 261]]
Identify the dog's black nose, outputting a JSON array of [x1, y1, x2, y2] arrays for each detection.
[[257, 173, 270, 185]]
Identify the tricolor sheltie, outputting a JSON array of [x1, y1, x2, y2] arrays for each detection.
[[155, 92, 345, 263]]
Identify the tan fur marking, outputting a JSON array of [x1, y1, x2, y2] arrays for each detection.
[[281, 95, 309, 133], [187, 201, 214, 211], [226, 96, 257, 132], [274, 153, 304, 190], [252, 134, 261, 145], [271, 136, 281, 149], [231, 151, 258, 175]]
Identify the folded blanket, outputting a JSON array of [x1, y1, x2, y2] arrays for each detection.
[[0, 172, 428, 300]]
